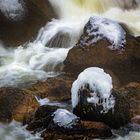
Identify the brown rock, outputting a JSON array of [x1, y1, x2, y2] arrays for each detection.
[[42, 119, 112, 140], [64, 19, 140, 86], [0, 87, 38, 122], [27, 105, 112, 140], [26, 105, 59, 131], [27, 74, 75, 101], [0, 0, 56, 46], [73, 82, 140, 129]]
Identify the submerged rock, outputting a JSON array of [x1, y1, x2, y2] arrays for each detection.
[[0, 87, 38, 122], [27, 105, 112, 140], [64, 17, 140, 86], [0, 0, 56, 46], [73, 80, 140, 129]]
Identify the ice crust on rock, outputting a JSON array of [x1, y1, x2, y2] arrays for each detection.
[[71, 67, 115, 114], [53, 109, 79, 128], [0, 0, 25, 20], [80, 16, 126, 50]]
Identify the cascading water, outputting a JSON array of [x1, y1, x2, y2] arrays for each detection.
[[50, 0, 140, 35], [0, 0, 140, 140], [0, 16, 84, 87]]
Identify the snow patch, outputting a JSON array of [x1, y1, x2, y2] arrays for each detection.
[[80, 16, 126, 50], [0, 0, 25, 20], [71, 67, 115, 114], [53, 109, 79, 128]]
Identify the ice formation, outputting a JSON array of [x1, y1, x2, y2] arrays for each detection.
[[53, 109, 79, 128], [0, 0, 25, 20], [71, 67, 115, 114], [35, 96, 50, 106], [80, 16, 126, 50]]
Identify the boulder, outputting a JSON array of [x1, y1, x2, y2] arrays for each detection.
[[27, 105, 112, 140], [0, 0, 56, 46], [26, 74, 75, 101], [0, 87, 38, 122], [73, 82, 140, 129], [64, 17, 140, 86], [26, 105, 59, 131], [42, 121, 112, 140]]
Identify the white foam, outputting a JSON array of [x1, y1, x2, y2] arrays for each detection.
[[0, 121, 42, 140], [0, 18, 83, 87], [71, 67, 115, 113], [0, 0, 25, 20], [53, 109, 79, 128]]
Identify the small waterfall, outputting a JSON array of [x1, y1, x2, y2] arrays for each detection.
[[0, 16, 85, 87], [50, 0, 140, 36]]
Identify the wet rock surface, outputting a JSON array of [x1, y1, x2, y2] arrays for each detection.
[[0, 0, 56, 46], [26, 74, 75, 101], [0, 87, 38, 122], [27, 105, 112, 140]]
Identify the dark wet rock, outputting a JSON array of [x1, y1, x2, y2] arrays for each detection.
[[0, 87, 38, 122], [0, 0, 56, 46], [42, 121, 112, 140], [73, 82, 140, 129], [27, 105, 112, 140], [26, 105, 59, 131], [26, 74, 75, 101], [64, 17, 140, 86]]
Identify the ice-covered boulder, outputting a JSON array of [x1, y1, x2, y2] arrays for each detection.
[[27, 105, 112, 139], [0, 0, 25, 20], [79, 16, 126, 50], [71, 67, 115, 114], [0, 0, 56, 46], [64, 16, 140, 86], [72, 68, 140, 128]]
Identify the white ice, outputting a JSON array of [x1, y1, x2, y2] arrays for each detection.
[[83, 16, 126, 50], [71, 67, 115, 114], [0, 0, 25, 20], [53, 109, 79, 128]]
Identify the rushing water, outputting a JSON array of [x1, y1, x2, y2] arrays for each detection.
[[0, 0, 140, 139], [0, 121, 42, 140]]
